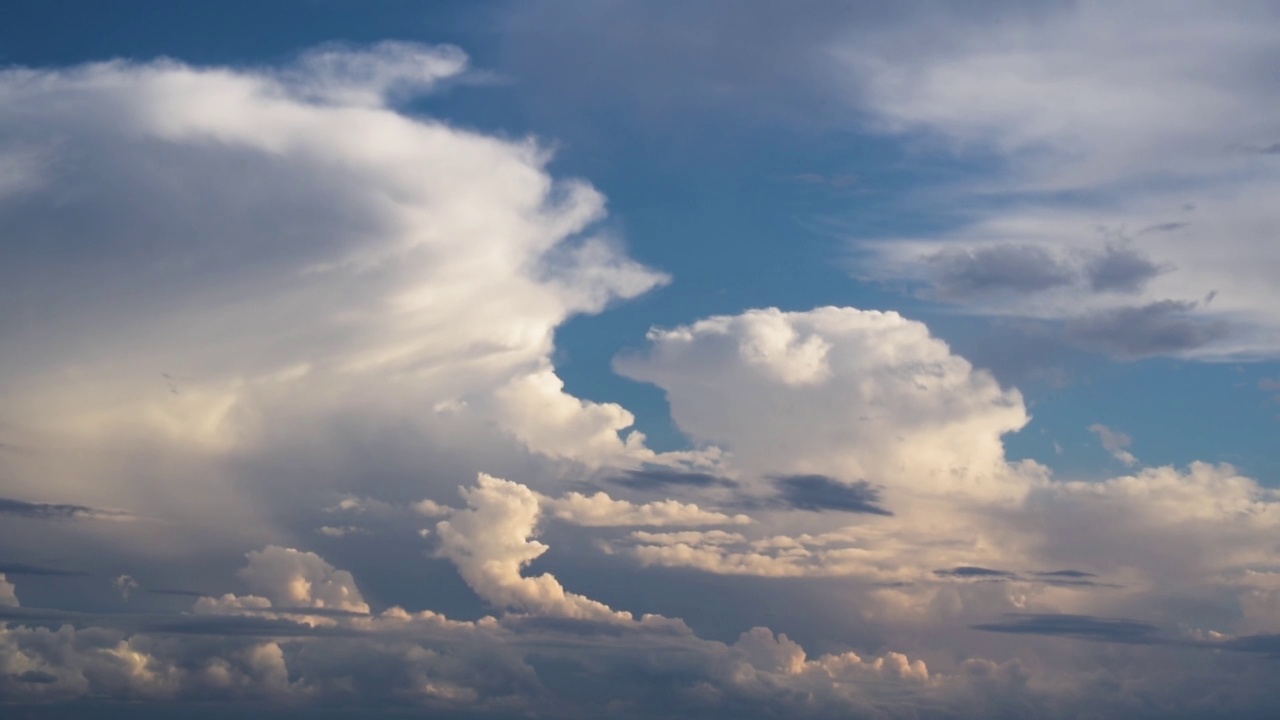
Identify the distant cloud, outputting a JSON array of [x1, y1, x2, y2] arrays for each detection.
[[1066, 300, 1230, 359], [0, 562, 87, 577], [1088, 424, 1138, 466], [933, 567, 1111, 588], [1218, 633, 1280, 658], [926, 244, 1075, 299], [113, 575, 139, 600], [15, 670, 58, 684], [316, 525, 367, 538], [1136, 222, 1189, 235], [934, 566, 1015, 578], [785, 172, 860, 189], [606, 467, 738, 491], [1231, 142, 1280, 155], [1085, 244, 1167, 293], [769, 474, 892, 515], [1260, 377, 1280, 405], [972, 613, 1162, 645], [548, 489, 751, 527], [0, 497, 128, 521], [1033, 570, 1096, 579]]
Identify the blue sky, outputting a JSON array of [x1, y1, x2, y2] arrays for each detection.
[[2, 2, 1280, 717]]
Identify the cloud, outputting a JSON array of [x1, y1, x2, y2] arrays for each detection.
[[837, 3, 1280, 358], [768, 474, 892, 515], [3, 25, 1280, 717], [0, 497, 128, 521], [234, 546, 370, 614], [0, 562, 87, 577], [926, 243, 1075, 299], [1217, 633, 1280, 658], [1066, 300, 1230, 359], [284, 41, 468, 107], [972, 613, 1162, 645], [0, 574, 17, 607], [616, 307, 1028, 498], [935, 566, 1016, 579], [546, 490, 751, 527], [113, 575, 139, 601], [1085, 244, 1167, 293], [14, 669, 57, 684], [1260, 377, 1280, 406], [315, 526, 366, 538], [1088, 423, 1139, 466], [0, 42, 672, 574], [605, 467, 739, 491], [434, 473, 629, 621]]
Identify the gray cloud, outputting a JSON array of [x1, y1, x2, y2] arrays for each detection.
[[144, 587, 208, 598], [972, 613, 1162, 645], [15, 670, 58, 684], [1033, 570, 1096, 579], [1137, 222, 1190, 235], [769, 475, 892, 515], [926, 244, 1075, 299], [607, 467, 739, 491], [932, 568, 1113, 588], [934, 566, 1016, 578], [140, 615, 368, 638], [0, 497, 127, 521], [1218, 634, 1280, 658], [1065, 300, 1230, 359], [1232, 142, 1280, 155], [0, 561, 88, 576], [1085, 244, 1167, 293]]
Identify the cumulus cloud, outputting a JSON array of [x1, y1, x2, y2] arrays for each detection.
[[113, 574, 139, 601], [0, 42, 674, 575], [617, 307, 1028, 498], [434, 474, 628, 621], [235, 546, 370, 614], [0, 574, 17, 607]]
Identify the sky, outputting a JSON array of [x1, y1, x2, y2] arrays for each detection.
[[1, 1, 1279, 717]]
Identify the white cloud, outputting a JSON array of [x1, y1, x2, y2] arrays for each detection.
[[285, 41, 468, 107], [617, 307, 1029, 499], [547, 490, 750, 527], [235, 545, 370, 613], [434, 473, 629, 621], [0, 574, 17, 607], [1088, 423, 1139, 466], [316, 525, 365, 538], [0, 43, 671, 564]]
